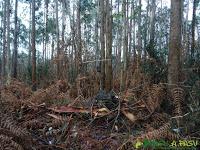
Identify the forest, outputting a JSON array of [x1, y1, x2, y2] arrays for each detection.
[[0, 0, 200, 149]]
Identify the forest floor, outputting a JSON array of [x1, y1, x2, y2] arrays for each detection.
[[0, 75, 200, 150]]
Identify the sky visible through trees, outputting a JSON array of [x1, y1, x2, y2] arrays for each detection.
[[16, 0, 197, 54]]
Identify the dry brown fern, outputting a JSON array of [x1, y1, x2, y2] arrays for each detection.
[[144, 84, 163, 113], [27, 80, 70, 105], [136, 123, 171, 140], [166, 131, 180, 140], [6, 79, 32, 99], [0, 113, 33, 150], [146, 112, 169, 129], [0, 135, 24, 150], [0, 79, 33, 110], [171, 87, 184, 126], [23, 119, 44, 129]]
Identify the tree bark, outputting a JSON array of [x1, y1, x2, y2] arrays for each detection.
[[120, 0, 128, 91], [55, 0, 60, 79], [44, 0, 49, 63], [100, 0, 106, 90], [2, 0, 7, 78], [95, 0, 99, 69], [105, 0, 113, 92], [76, 0, 82, 75], [137, 0, 142, 61], [191, 0, 198, 61], [168, 0, 182, 86], [6, 0, 11, 84], [146, 0, 157, 61], [32, 0, 36, 91], [13, 0, 18, 78], [183, 0, 190, 61], [28, 2, 32, 79]]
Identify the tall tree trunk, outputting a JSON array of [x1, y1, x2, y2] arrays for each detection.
[[144, 0, 150, 59], [146, 0, 157, 61], [44, 0, 49, 63], [51, 40, 54, 61], [95, 0, 99, 69], [183, 0, 190, 61], [55, 0, 60, 79], [0, 2, 3, 76], [2, 0, 7, 78], [168, 0, 182, 86], [6, 0, 11, 84], [120, 0, 128, 91], [105, 0, 113, 92], [137, 0, 142, 63], [32, 0, 36, 91], [117, 0, 122, 72], [100, 0, 106, 90], [76, 0, 82, 76], [13, 0, 18, 78], [60, 0, 66, 79], [191, 0, 198, 61], [133, 2, 136, 58], [28, 2, 32, 80]]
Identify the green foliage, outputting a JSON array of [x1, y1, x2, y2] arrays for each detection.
[[142, 60, 167, 83], [18, 21, 29, 47], [80, 0, 95, 23], [47, 18, 57, 38], [112, 12, 123, 19]]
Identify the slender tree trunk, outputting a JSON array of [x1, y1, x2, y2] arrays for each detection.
[[32, 0, 36, 91], [100, 0, 106, 90], [6, 0, 11, 84], [44, 0, 49, 63], [28, 2, 32, 80], [95, 0, 99, 69], [144, 0, 150, 59], [137, 0, 142, 62], [51, 40, 54, 61], [168, 0, 182, 86], [133, 2, 136, 58], [13, 0, 18, 78], [62, 0, 65, 47], [60, 0, 66, 79], [2, 0, 7, 78], [0, 2, 3, 76], [146, 0, 157, 60], [128, 0, 132, 66], [76, 0, 82, 76], [183, 0, 189, 61], [191, 0, 198, 61], [120, 0, 128, 91], [105, 0, 113, 92], [117, 0, 122, 71], [55, 0, 60, 79]]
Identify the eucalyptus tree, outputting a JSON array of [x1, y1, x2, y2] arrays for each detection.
[[32, 0, 36, 91], [137, 0, 142, 61], [100, 0, 106, 90], [77, 0, 82, 75], [120, 0, 128, 91], [191, 0, 199, 61], [146, 0, 157, 61], [105, 0, 112, 92], [55, 0, 60, 79], [2, 0, 7, 78], [13, 0, 18, 78], [6, 0, 11, 84], [168, 0, 182, 86]]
